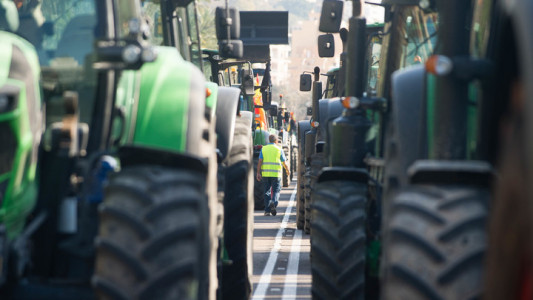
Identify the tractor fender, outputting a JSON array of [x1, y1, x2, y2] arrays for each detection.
[[408, 160, 494, 187], [215, 87, 240, 162], [133, 47, 209, 157], [316, 99, 329, 142], [298, 120, 311, 158], [298, 120, 311, 142], [318, 98, 343, 143], [316, 166, 369, 184], [385, 65, 426, 188], [117, 145, 208, 175], [321, 98, 343, 154]]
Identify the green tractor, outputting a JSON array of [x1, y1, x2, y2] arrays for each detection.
[[0, 0, 43, 288], [295, 65, 344, 231], [305, 0, 441, 298], [297, 65, 345, 234], [200, 49, 257, 299], [380, 0, 533, 298], [0, 0, 250, 299]]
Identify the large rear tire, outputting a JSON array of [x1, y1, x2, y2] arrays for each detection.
[[382, 184, 488, 300], [311, 181, 366, 300], [93, 166, 211, 300], [296, 145, 305, 230], [221, 116, 253, 300], [303, 166, 312, 234], [282, 146, 290, 187], [304, 153, 324, 234]]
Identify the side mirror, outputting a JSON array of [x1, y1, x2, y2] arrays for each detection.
[[319, 0, 343, 33], [300, 74, 312, 91], [318, 34, 335, 57], [306, 106, 312, 116], [242, 69, 255, 95], [219, 40, 243, 59], [215, 7, 240, 40]]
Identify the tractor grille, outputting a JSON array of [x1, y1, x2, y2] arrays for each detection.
[[0, 122, 16, 175]]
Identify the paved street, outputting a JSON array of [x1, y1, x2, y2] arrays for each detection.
[[252, 181, 311, 300]]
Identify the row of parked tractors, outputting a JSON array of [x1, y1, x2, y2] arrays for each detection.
[[0, 0, 272, 299], [297, 0, 533, 299]]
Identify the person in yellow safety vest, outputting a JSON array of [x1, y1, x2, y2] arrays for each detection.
[[256, 134, 290, 216]]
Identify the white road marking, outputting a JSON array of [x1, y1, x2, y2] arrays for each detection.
[[252, 186, 297, 300], [282, 228, 303, 300]]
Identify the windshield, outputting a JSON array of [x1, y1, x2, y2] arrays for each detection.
[[402, 8, 438, 67], [15, 0, 96, 66], [13, 0, 98, 125], [141, 0, 164, 45], [142, 0, 202, 69], [366, 35, 382, 94], [325, 70, 338, 98]]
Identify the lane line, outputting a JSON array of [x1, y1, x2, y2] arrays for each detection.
[[282, 228, 303, 300], [252, 185, 297, 300]]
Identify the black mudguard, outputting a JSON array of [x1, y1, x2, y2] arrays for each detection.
[[317, 166, 369, 184], [387, 65, 426, 186], [118, 145, 208, 174], [215, 87, 240, 162], [408, 159, 494, 187]]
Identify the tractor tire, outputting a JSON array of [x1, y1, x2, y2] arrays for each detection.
[[296, 146, 305, 230], [304, 153, 324, 234], [94, 166, 211, 300], [310, 180, 367, 300], [382, 184, 488, 300], [221, 116, 253, 300], [282, 168, 289, 188], [291, 145, 297, 181], [303, 166, 312, 234], [282, 146, 290, 187], [253, 156, 265, 211]]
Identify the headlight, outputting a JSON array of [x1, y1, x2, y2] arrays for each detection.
[[122, 45, 141, 64], [141, 46, 157, 63]]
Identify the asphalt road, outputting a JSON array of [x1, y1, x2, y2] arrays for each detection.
[[252, 181, 311, 300]]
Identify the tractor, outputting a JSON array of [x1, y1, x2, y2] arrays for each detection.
[[380, 0, 533, 299], [305, 0, 441, 298], [0, 0, 43, 289], [200, 48, 257, 299], [0, 0, 249, 299]]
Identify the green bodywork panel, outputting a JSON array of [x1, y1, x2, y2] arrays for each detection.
[[132, 46, 194, 153], [0, 32, 41, 240], [253, 129, 269, 146], [113, 70, 139, 145]]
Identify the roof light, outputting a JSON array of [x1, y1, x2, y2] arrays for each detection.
[[426, 55, 453, 76], [122, 45, 141, 64], [142, 47, 157, 62]]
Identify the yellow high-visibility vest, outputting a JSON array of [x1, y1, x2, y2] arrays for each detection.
[[261, 144, 282, 177]]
